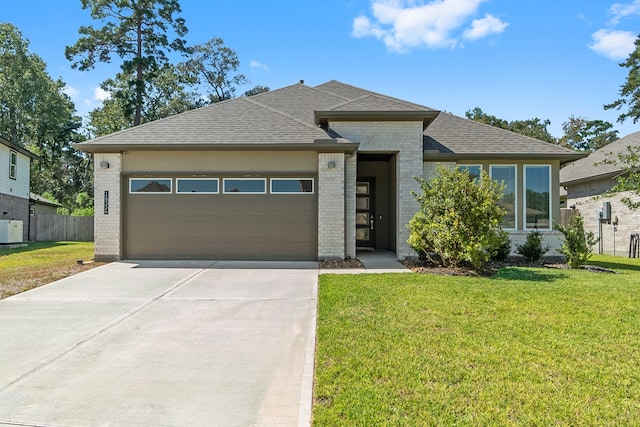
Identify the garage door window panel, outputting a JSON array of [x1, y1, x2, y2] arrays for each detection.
[[177, 178, 219, 194], [223, 178, 266, 194], [130, 178, 172, 193], [270, 178, 314, 194]]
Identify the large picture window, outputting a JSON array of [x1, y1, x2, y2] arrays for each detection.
[[130, 178, 172, 193], [524, 165, 551, 230], [223, 178, 266, 194], [9, 150, 17, 180], [490, 165, 517, 229]]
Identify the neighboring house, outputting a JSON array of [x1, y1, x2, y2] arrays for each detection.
[[30, 192, 63, 216], [0, 135, 36, 241], [76, 81, 583, 261], [560, 131, 640, 256]]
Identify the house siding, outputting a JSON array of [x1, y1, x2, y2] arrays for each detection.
[[331, 121, 424, 259], [1, 144, 31, 241]]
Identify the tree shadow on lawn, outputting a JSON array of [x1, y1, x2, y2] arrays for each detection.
[[490, 267, 569, 282], [588, 260, 640, 273], [0, 241, 70, 256]]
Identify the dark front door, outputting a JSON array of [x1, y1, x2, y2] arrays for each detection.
[[356, 179, 375, 248]]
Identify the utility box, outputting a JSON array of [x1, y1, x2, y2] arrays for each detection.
[[601, 202, 612, 223], [0, 220, 23, 244]]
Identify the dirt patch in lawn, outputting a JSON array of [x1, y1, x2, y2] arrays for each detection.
[[0, 262, 106, 299]]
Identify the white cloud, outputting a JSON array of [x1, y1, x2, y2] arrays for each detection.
[[463, 14, 508, 40], [589, 29, 636, 60], [94, 87, 111, 102], [62, 85, 79, 99], [610, 0, 640, 24], [351, 0, 506, 52], [250, 60, 270, 71]]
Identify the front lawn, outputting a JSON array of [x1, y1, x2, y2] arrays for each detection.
[[314, 255, 640, 425], [0, 241, 100, 299]]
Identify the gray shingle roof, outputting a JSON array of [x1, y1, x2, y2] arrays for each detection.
[[75, 80, 587, 163], [77, 91, 331, 148], [423, 112, 585, 161], [559, 130, 640, 185]]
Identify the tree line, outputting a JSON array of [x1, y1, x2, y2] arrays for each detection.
[[2, 1, 640, 215]]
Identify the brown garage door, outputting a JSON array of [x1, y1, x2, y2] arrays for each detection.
[[125, 176, 317, 260]]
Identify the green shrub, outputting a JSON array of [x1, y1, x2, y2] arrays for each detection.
[[554, 215, 599, 269], [407, 166, 505, 269], [515, 230, 549, 262], [491, 229, 512, 261]]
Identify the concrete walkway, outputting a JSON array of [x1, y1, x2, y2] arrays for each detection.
[[0, 261, 318, 427]]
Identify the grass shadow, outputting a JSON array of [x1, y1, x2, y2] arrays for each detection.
[[588, 260, 640, 273], [490, 267, 569, 282], [0, 241, 69, 256]]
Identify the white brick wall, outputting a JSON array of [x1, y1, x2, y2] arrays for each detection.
[[345, 154, 357, 258], [509, 231, 564, 257], [318, 153, 345, 259], [568, 179, 640, 256], [331, 121, 424, 259], [94, 153, 122, 261]]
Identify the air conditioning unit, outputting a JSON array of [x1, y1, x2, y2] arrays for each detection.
[[0, 220, 23, 244]]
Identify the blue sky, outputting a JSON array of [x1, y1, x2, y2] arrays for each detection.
[[2, 0, 640, 138]]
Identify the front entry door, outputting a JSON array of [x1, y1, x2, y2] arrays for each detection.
[[356, 179, 375, 248]]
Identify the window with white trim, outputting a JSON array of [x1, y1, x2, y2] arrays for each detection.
[[270, 178, 314, 194], [176, 178, 219, 194], [9, 150, 17, 180], [129, 178, 172, 193], [490, 165, 517, 229], [524, 165, 551, 230], [457, 164, 482, 181], [223, 178, 266, 194]]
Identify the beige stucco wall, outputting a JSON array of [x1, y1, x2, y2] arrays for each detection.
[[122, 151, 318, 173], [566, 179, 640, 256]]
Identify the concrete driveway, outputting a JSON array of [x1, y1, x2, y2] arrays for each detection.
[[0, 260, 318, 427]]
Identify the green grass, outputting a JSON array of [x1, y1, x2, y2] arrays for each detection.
[[0, 241, 97, 298], [314, 256, 640, 425]]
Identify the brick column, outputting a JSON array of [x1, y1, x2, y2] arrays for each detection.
[[318, 153, 345, 259], [344, 154, 357, 258], [94, 153, 122, 261]]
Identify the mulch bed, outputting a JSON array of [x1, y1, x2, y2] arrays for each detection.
[[402, 256, 615, 276], [319, 257, 364, 269]]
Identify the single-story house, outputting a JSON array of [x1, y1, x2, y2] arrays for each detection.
[[560, 131, 640, 256], [30, 192, 63, 216], [0, 135, 36, 242], [76, 80, 583, 261]]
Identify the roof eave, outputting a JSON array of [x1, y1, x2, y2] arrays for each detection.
[[74, 140, 360, 155], [423, 152, 588, 163]]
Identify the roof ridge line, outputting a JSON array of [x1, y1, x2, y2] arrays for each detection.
[[318, 80, 437, 110], [244, 96, 326, 134]]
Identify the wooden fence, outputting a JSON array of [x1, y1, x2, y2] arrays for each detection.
[[30, 215, 94, 242], [559, 208, 580, 228]]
